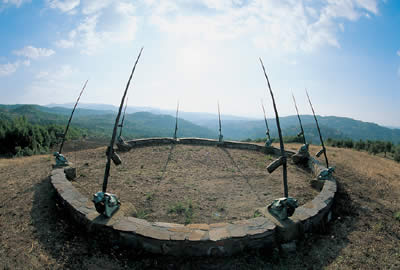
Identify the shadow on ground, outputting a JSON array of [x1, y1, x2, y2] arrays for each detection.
[[29, 173, 360, 269]]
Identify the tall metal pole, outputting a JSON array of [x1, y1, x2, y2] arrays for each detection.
[[173, 100, 179, 139], [305, 89, 329, 168], [291, 93, 307, 145], [103, 47, 143, 193], [259, 58, 288, 198], [261, 100, 271, 141], [118, 96, 129, 138], [59, 79, 88, 154]]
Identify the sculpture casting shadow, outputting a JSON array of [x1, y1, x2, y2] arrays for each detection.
[[30, 164, 363, 269]]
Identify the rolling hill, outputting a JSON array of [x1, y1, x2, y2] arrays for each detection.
[[0, 104, 216, 139], [1, 104, 400, 144], [196, 115, 400, 143]]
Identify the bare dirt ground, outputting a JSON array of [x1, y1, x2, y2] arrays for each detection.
[[0, 142, 399, 269], [72, 144, 316, 224]]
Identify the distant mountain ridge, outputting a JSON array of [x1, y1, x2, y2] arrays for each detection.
[[200, 115, 400, 143], [46, 103, 257, 122], [2, 104, 400, 144]]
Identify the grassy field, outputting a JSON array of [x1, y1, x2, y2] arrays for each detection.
[[0, 142, 399, 269]]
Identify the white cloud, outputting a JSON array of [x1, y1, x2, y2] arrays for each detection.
[[0, 61, 20, 76], [26, 65, 80, 104], [2, 0, 31, 8], [55, 39, 74, 48], [51, 0, 380, 55], [56, 1, 137, 55], [145, 0, 380, 52], [46, 0, 80, 13], [35, 65, 76, 82], [81, 0, 112, 15], [355, 0, 379, 14], [13, 46, 55, 59], [49, 64, 76, 81], [36, 71, 49, 79], [397, 50, 400, 57], [0, 59, 30, 76]]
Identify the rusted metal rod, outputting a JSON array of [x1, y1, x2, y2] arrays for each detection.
[[261, 100, 271, 141], [103, 47, 143, 193], [218, 101, 222, 139], [259, 58, 288, 198], [291, 93, 307, 145], [59, 79, 88, 154], [173, 100, 179, 139], [118, 96, 129, 138], [305, 89, 329, 168]]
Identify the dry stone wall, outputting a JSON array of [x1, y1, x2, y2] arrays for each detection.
[[51, 138, 336, 256]]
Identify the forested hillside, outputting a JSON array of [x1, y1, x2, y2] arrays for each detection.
[[199, 115, 400, 143], [0, 113, 85, 157], [2, 104, 400, 157], [0, 105, 216, 156]]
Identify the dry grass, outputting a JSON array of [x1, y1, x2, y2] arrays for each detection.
[[0, 143, 399, 269], [71, 144, 317, 224]]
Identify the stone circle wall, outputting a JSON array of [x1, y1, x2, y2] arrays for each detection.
[[50, 138, 336, 256]]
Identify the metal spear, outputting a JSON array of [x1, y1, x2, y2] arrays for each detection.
[[173, 100, 179, 139], [259, 58, 288, 198], [291, 93, 307, 145], [103, 47, 143, 193], [118, 96, 129, 138], [305, 89, 329, 168], [261, 100, 271, 142], [59, 79, 88, 154], [218, 101, 223, 141]]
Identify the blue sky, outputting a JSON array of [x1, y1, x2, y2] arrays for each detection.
[[0, 0, 399, 126]]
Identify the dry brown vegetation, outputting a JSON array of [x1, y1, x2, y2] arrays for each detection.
[[0, 142, 399, 269], [72, 144, 316, 224]]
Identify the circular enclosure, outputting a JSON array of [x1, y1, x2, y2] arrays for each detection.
[[72, 143, 317, 224], [50, 138, 336, 256]]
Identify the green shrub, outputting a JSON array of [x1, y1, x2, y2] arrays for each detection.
[[168, 200, 194, 224], [394, 147, 400, 162], [394, 211, 400, 221]]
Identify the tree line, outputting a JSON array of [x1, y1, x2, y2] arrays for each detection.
[[325, 138, 400, 162], [242, 136, 400, 163], [242, 135, 305, 144], [0, 115, 86, 157]]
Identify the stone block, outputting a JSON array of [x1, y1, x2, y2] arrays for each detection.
[[226, 224, 248, 238], [186, 223, 210, 231], [210, 222, 229, 228], [169, 231, 189, 241], [188, 230, 206, 241], [153, 222, 184, 229], [136, 225, 171, 241], [209, 227, 229, 241], [113, 217, 138, 232]]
